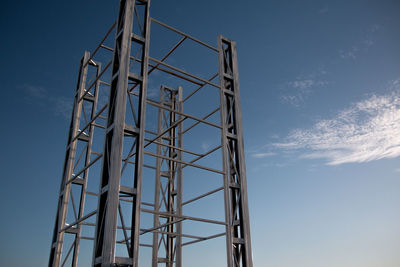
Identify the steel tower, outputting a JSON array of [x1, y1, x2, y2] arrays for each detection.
[[49, 1, 252, 266]]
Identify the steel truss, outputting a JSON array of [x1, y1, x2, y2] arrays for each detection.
[[151, 86, 183, 266], [49, 0, 252, 266]]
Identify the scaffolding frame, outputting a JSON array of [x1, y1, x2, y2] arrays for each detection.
[[49, 0, 252, 266]]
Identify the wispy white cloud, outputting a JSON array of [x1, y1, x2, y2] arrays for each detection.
[[339, 46, 359, 59], [201, 141, 211, 153], [24, 84, 47, 99], [339, 24, 381, 59], [252, 152, 276, 158], [50, 96, 73, 119], [22, 84, 73, 120], [281, 93, 306, 107], [370, 24, 381, 33], [275, 80, 400, 165], [288, 79, 328, 90], [281, 69, 328, 107], [318, 7, 329, 14], [363, 39, 374, 48], [363, 24, 381, 49]]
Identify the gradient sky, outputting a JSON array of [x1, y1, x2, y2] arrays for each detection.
[[1, 0, 400, 266]]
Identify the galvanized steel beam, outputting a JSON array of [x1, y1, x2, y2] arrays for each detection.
[[92, 0, 151, 266], [49, 2, 253, 267], [218, 35, 253, 267]]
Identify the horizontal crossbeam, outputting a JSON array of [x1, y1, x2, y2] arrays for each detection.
[[150, 17, 218, 52]]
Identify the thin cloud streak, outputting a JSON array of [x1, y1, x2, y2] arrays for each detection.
[[22, 84, 73, 119], [282, 79, 328, 107], [252, 152, 276, 158], [281, 68, 328, 107], [288, 79, 328, 90], [339, 24, 381, 59], [339, 46, 358, 59], [24, 84, 47, 99], [275, 81, 400, 165], [318, 7, 329, 14]]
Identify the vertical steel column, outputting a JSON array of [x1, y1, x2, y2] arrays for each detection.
[[166, 88, 176, 267], [71, 61, 102, 267], [167, 87, 183, 267], [151, 87, 164, 267], [218, 36, 253, 267], [49, 51, 90, 267], [151, 86, 183, 267], [92, 0, 150, 266], [49, 2, 254, 266], [131, 1, 151, 265], [175, 86, 183, 267]]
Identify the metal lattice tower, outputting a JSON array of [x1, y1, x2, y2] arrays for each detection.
[[49, 1, 252, 266]]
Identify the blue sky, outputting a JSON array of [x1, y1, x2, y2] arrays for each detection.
[[1, 0, 400, 266]]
